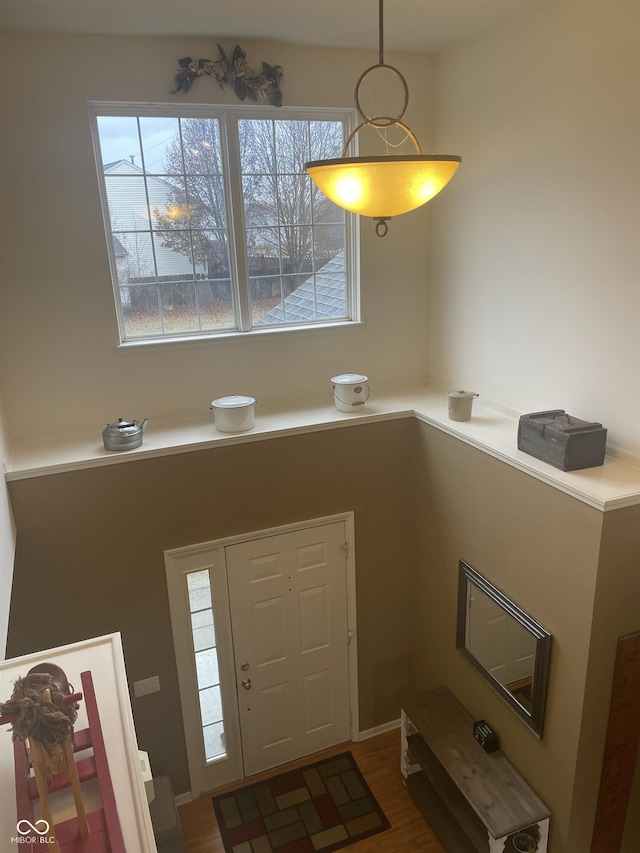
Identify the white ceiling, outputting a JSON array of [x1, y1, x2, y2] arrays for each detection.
[[0, 0, 551, 52]]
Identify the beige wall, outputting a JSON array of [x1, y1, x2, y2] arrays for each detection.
[[6, 420, 417, 795], [0, 29, 434, 445], [0, 393, 15, 658], [410, 421, 605, 853], [7, 413, 639, 848], [573, 505, 640, 853], [429, 0, 640, 463]]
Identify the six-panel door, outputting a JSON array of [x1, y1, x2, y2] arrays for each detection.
[[226, 521, 351, 776]]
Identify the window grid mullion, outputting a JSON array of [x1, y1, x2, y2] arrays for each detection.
[[221, 113, 252, 332], [307, 123, 319, 317], [177, 118, 204, 332], [137, 117, 165, 335], [272, 121, 286, 324]]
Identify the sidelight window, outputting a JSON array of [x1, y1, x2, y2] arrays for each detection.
[[187, 569, 227, 762]]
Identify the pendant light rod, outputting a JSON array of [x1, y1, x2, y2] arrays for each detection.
[[378, 0, 384, 65]]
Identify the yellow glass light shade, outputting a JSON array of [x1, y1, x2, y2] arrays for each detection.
[[305, 154, 461, 218]]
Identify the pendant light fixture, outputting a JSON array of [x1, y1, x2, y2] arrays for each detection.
[[305, 0, 461, 236]]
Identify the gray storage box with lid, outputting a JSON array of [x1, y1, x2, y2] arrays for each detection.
[[517, 409, 607, 471]]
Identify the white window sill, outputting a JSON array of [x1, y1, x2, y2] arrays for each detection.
[[115, 319, 365, 350], [5, 386, 640, 511]]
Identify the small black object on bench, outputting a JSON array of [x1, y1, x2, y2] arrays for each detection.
[[473, 719, 499, 753]]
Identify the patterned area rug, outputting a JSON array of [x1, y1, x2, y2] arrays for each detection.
[[212, 751, 391, 852]]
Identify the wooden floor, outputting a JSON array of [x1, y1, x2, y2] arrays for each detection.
[[178, 728, 446, 852]]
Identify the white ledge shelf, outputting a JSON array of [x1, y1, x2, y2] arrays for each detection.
[[5, 386, 640, 511]]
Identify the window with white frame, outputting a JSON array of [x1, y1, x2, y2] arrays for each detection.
[[90, 104, 356, 343]]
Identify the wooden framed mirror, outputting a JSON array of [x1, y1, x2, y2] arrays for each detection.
[[456, 560, 552, 738]]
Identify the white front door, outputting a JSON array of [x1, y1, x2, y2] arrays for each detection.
[[165, 514, 357, 796], [226, 520, 351, 776]]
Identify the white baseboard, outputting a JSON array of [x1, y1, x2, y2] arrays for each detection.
[[174, 790, 193, 806], [356, 718, 401, 741]]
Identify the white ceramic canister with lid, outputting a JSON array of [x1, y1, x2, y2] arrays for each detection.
[[331, 373, 370, 412], [448, 390, 479, 422], [210, 395, 256, 432]]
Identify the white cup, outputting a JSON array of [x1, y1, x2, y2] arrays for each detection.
[[448, 390, 478, 422]]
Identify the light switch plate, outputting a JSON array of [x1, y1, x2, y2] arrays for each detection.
[[134, 675, 160, 697]]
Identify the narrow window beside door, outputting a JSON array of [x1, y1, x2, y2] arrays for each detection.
[[187, 569, 226, 762]]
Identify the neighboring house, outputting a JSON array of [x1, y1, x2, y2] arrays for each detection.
[[256, 251, 346, 325], [111, 234, 129, 293], [103, 159, 207, 287]]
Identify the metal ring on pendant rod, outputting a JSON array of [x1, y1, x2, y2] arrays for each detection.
[[354, 62, 410, 127]]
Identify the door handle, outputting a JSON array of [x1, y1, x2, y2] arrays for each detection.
[[241, 678, 252, 690]]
